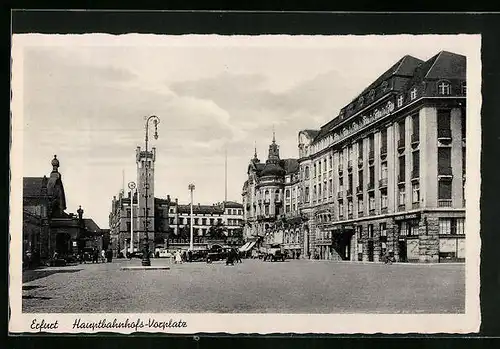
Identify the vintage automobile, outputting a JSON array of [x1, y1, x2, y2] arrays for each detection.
[[263, 244, 286, 262]]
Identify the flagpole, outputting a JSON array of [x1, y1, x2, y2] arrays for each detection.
[[224, 147, 228, 203]]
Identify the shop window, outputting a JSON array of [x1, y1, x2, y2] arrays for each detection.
[[439, 218, 452, 235], [456, 218, 465, 235]]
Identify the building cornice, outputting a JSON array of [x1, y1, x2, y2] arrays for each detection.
[[309, 96, 466, 159]]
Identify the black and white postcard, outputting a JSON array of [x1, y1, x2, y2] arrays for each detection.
[[9, 32, 481, 334]]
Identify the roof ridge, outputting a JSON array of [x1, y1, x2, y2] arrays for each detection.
[[424, 51, 443, 79]]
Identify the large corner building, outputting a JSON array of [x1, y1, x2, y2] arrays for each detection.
[[242, 51, 466, 263]]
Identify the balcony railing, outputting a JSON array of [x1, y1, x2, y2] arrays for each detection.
[[264, 199, 271, 204], [438, 166, 453, 176], [411, 133, 420, 145], [437, 128, 452, 140], [379, 178, 388, 188], [337, 191, 343, 199], [368, 150, 375, 161], [438, 199, 452, 207], [346, 189, 353, 197], [356, 185, 363, 195], [397, 138, 405, 150], [380, 146, 387, 157], [338, 164, 344, 173]]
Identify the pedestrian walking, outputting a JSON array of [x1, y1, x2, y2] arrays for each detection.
[[175, 250, 182, 264], [101, 249, 106, 263]]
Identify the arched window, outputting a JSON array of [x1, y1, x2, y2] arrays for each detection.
[[264, 190, 270, 201], [285, 189, 290, 198], [275, 189, 280, 201], [438, 81, 451, 95], [305, 166, 309, 179]]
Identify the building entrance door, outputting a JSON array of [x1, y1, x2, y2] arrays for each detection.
[[367, 240, 374, 261], [398, 239, 407, 262]]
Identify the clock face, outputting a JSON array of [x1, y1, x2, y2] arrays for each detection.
[[128, 182, 136, 190]]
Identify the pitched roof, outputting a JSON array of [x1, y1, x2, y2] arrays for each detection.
[[177, 204, 224, 215], [223, 201, 243, 208], [281, 158, 299, 174], [83, 218, 101, 233], [404, 51, 466, 89], [424, 51, 466, 80], [301, 129, 320, 139], [357, 55, 423, 97], [23, 177, 46, 197]]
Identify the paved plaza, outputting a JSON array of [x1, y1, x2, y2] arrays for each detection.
[[22, 259, 465, 314]]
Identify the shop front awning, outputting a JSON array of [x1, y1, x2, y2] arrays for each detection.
[[238, 242, 251, 252]]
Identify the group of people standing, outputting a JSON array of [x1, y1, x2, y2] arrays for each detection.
[[77, 248, 113, 264]]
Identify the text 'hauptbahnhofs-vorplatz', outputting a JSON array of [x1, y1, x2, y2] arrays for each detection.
[[242, 51, 466, 263]]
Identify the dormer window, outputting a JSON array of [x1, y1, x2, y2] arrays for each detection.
[[410, 87, 417, 101], [461, 81, 467, 95], [381, 80, 388, 92], [397, 94, 404, 107], [438, 81, 451, 95], [369, 89, 375, 100]]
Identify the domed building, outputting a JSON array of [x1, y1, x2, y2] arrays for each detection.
[[241, 133, 304, 258]]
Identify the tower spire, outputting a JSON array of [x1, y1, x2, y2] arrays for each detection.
[[272, 125, 276, 143], [254, 140, 257, 158]]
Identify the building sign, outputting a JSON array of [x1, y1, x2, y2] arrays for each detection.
[[394, 213, 421, 221], [72, 241, 77, 247]]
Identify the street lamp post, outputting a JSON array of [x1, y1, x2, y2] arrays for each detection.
[[142, 115, 160, 267], [128, 181, 136, 256], [188, 183, 195, 251]]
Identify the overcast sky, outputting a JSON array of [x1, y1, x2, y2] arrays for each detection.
[[14, 34, 477, 228]]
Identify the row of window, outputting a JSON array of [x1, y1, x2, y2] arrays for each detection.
[[352, 218, 465, 239]]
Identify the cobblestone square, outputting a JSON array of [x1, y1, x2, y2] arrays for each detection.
[[22, 259, 465, 314]]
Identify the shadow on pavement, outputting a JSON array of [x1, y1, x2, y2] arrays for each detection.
[[22, 295, 53, 300], [22, 269, 82, 283]]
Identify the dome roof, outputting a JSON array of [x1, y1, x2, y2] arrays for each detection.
[[261, 162, 285, 177]]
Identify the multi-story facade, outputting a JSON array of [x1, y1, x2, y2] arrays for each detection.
[[23, 155, 104, 265], [243, 50, 466, 263], [110, 193, 244, 255], [241, 134, 303, 257]]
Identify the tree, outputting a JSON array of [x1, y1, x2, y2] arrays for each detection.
[[208, 221, 227, 240]]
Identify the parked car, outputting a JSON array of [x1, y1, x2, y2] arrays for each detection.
[[263, 245, 286, 262]]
